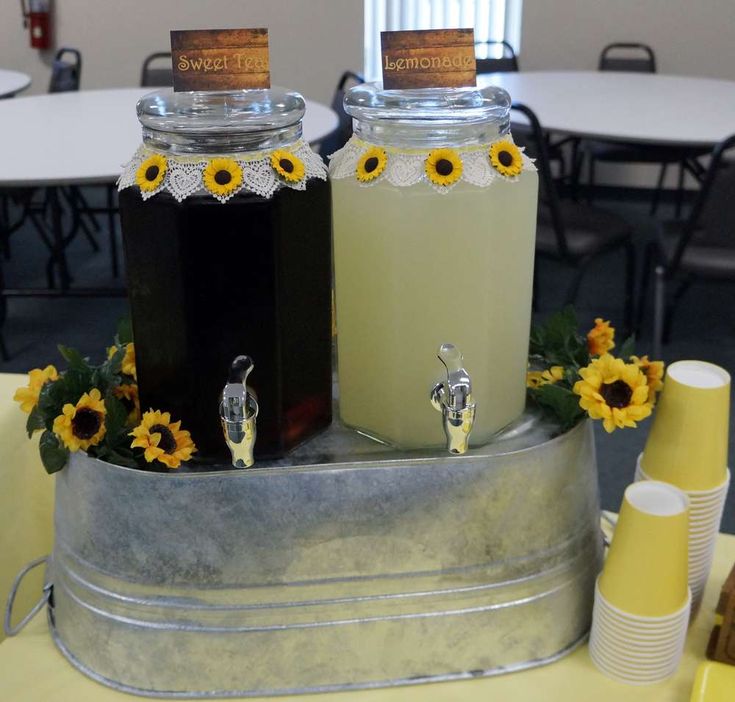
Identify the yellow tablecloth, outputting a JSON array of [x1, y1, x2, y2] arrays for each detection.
[[1, 372, 733, 701]]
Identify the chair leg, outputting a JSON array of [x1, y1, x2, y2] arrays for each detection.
[[107, 185, 119, 278], [622, 241, 636, 337], [634, 242, 651, 334], [563, 265, 587, 307], [587, 155, 596, 204], [663, 278, 691, 344], [650, 163, 667, 216], [675, 161, 685, 219], [653, 266, 666, 359]]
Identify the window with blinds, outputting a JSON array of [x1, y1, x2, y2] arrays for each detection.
[[364, 0, 524, 80]]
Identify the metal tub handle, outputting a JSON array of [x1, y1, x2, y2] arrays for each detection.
[[4, 555, 50, 637]]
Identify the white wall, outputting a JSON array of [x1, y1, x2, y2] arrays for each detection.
[[0, 0, 364, 103], [521, 0, 735, 80]]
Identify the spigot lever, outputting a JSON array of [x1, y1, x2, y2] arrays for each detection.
[[220, 355, 259, 468], [430, 344, 476, 455]]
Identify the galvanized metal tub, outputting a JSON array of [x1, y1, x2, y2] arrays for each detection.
[[47, 412, 602, 697]]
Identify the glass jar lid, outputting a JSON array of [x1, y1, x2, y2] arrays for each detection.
[[343, 82, 511, 148], [136, 88, 305, 154], [344, 82, 510, 126]]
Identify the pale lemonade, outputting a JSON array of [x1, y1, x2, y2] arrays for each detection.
[[333, 170, 538, 449]]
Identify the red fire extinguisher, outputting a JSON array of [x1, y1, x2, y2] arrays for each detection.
[[20, 0, 52, 50]]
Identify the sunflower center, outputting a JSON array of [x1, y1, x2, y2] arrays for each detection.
[[72, 408, 102, 440], [214, 169, 232, 186], [435, 158, 454, 176], [279, 158, 294, 174], [498, 150, 514, 167], [150, 424, 177, 454], [364, 156, 379, 173], [145, 165, 160, 182], [600, 380, 633, 409]]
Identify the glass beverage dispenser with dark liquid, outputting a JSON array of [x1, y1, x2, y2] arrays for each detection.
[[118, 89, 332, 460]]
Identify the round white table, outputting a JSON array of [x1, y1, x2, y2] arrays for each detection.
[[0, 88, 338, 187], [478, 71, 735, 147], [0, 69, 31, 98]]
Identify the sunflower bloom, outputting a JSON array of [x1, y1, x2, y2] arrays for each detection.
[[14, 365, 59, 413], [114, 383, 140, 424], [631, 355, 665, 403], [203, 158, 244, 198], [527, 365, 565, 389], [108, 342, 136, 380], [135, 154, 167, 192], [587, 318, 615, 356], [53, 388, 107, 452], [425, 148, 462, 187], [130, 410, 196, 469], [270, 150, 306, 183], [356, 146, 387, 182], [489, 140, 523, 177], [573, 354, 652, 433]]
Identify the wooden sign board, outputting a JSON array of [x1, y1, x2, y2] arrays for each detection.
[[171, 28, 270, 92], [381, 28, 476, 90]]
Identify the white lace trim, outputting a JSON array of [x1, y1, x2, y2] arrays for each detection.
[[117, 139, 328, 203], [328, 135, 535, 194]]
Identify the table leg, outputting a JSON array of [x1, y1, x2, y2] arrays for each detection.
[[48, 188, 71, 291]]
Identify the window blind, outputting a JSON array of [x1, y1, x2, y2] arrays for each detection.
[[364, 0, 524, 80]]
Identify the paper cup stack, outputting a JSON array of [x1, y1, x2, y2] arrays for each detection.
[[590, 482, 691, 684], [636, 360, 731, 613]]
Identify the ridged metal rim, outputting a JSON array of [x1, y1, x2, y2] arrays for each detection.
[[48, 608, 589, 699], [70, 418, 589, 480]]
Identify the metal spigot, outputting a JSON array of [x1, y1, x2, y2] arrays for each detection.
[[430, 344, 476, 455], [220, 356, 259, 468]]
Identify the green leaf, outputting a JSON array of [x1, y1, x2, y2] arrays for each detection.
[[104, 394, 129, 443], [529, 306, 589, 369], [25, 408, 46, 438], [115, 317, 133, 346], [92, 346, 125, 394], [57, 345, 89, 371], [38, 430, 68, 474], [618, 335, 636, 362], [36, 378, 68, 426], [531, 383, 585, 432]]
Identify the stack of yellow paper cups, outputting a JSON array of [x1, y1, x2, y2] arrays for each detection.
[[590, 482, 691, 684], [636, 360, 731, 612]]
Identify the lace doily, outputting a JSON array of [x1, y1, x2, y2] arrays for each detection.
[[329, 135, 535, 194], [118, 139, 328, 203]]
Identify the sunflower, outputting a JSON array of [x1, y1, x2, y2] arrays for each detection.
[[573, 354, 652, 433], [527, 365, 565, 389], [356, 146, 387, 182], [270, 150, 306, 183], [107, 342, 136, 380], [130, 409, 196, 469], [14, 365, 59, 413], [135, 154, 167, 192], [114, 383, 140, 424], [489, 140, 523, 177], [203, 157, 244, 198], [631, 355, 665, 403], [425, 148, 463, 187], [587, 317, 616, 356], [53, 388, 107, 452]]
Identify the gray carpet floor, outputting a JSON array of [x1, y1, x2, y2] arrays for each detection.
[[1, 188, 733, 532]]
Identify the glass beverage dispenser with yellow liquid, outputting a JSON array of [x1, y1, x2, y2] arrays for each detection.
[[330, 78, 538, 451]]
